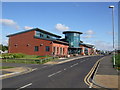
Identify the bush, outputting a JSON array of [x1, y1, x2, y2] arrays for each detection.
[[12, 53, 25, 58], [115, 54, 120, 67], [2, 53, 25, 59], [2, 53, 14, 59], [112, 53, 120, 68]]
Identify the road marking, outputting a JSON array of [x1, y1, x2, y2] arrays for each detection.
[[84, 57, 105, 88], [0, 72, 20, 78], [17, 83, 32, 90], [40, 66, 47, 69], [48, 70, 62, 77], [64, 68, 67, 70], [32, 68, 37, 71], [70, 63, 78, 67]]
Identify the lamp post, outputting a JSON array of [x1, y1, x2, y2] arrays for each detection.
[[109, 5, 115, 67]]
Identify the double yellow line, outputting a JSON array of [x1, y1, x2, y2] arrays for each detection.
[[84, 56, 105, 88]]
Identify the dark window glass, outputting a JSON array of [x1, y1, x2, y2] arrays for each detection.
[[40, 34, 43, 37], [47, 35, 50, 38], [53, 47, 56, 54], [60, 47, 62, 55], [34, 46, 39, 51], [46, 46, 50, 52]]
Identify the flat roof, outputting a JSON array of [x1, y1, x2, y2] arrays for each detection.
[[80, 43, 94, 48], [6, 28, 61, 38], [63, 31, 83, 34]]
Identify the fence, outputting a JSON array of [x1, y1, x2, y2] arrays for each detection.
[[0, 57, 58, 64]]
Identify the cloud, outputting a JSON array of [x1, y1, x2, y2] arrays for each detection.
[[55, 23, 69, 31], [93, 40, 113, 51], [85, 30, 95, 35], [82, 35, 93, 38], [82, 30, 95, 38], [107, 31, 118, 36], [0, 19, 20, 29], [24, 26, 33, 30]]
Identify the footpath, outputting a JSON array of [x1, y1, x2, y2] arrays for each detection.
[[0, 67, 32, 79], [93, 56, 119, 89]]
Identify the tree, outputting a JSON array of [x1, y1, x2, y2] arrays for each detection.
[[0, 44, 8, 51]]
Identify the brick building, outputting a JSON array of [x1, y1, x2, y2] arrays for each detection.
[[7, 28, 69, 56], [7, 28, 96, 56]]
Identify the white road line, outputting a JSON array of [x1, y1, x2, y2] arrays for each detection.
[[48, 70, 62, 77], [32, 68, 37, 71], [81, 60, 85, 62], [40, 66, 47, 69], [64, 68, 67, 70], [70, 63, 78, 67], [17, 83, 32, 90]]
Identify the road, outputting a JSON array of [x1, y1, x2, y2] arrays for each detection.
[[2, 56, 103, 88]]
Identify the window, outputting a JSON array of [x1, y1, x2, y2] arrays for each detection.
[[46, 46, 50, 52], [34, 46, 39, 51], [57, 47, 59, 53], [53, 47, 56, 55], [60, 47, 63, 55], [40, 34, 43, 37], [35, 31, 44, 38], [47, 35, 50, 38], [63, 48, 65, 54]]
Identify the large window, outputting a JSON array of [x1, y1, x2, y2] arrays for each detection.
[[63, 48, 65, 55], [60, 47, 63, 55], [46, 46, 50, 52], [34, 46, 39, 51], [53, 47, 56, 55]]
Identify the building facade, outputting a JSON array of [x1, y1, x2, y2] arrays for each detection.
[[7, 28, 96, 56], [7, 28, 69, 56], [63, 31, 83, 55]]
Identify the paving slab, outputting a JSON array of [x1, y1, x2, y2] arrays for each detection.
[[93, 55, 119, 89]]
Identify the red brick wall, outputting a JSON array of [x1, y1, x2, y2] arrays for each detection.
[[8, 31, 69, 56], [8, 31, 53, 56], [52, 43, 68, 56]]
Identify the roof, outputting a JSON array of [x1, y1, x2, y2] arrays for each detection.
[[6, 28, 61, 38], [34, 36, 69, 45], [80, 43, 94, 48], [63, 31, 83, 34], [53, 40, 69, 45]]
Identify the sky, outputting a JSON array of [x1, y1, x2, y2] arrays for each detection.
[[0, 2, 119, 51]]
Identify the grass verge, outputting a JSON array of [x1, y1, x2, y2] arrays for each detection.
[[0, 66, 14, 69], [1, 57, 58, 64], [112, 53, 120, 70]]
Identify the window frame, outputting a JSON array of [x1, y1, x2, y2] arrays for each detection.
[[46, 46, 50, 52], [34, 46, 39, 52]]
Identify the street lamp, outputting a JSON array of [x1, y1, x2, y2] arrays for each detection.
[[109, 5, 115, 67]]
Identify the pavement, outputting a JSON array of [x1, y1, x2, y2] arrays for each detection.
[[45, 55, 93, 64], [92, 55, 119, 89], [0, 67, 32, 79]]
